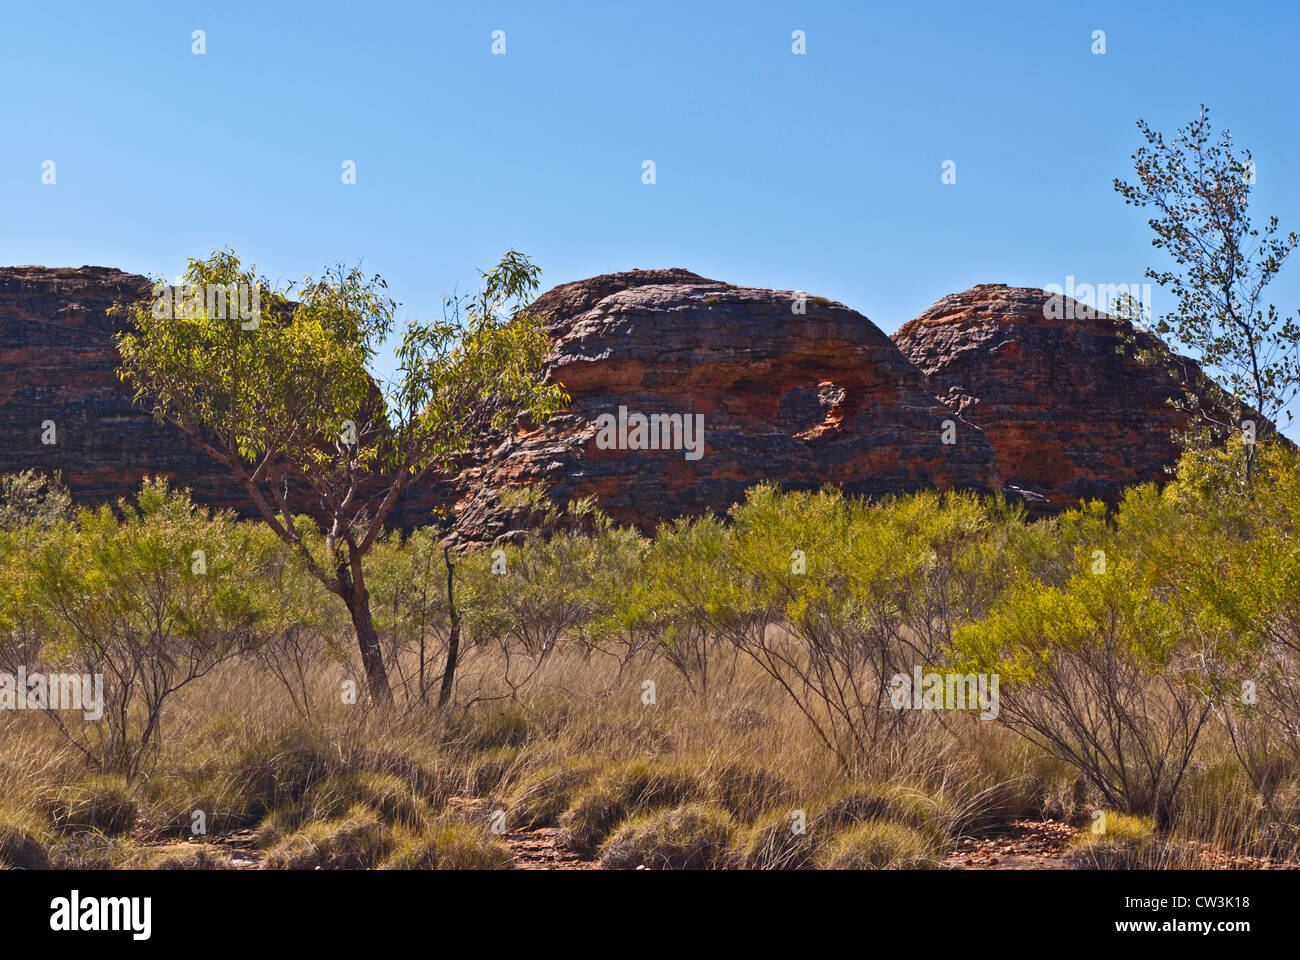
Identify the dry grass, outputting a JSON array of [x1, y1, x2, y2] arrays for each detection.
[[0, 639, 1295, 869]]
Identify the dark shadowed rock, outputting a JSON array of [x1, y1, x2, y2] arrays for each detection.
[[0, 265, 252, 510], [0, 265, 443, 526]]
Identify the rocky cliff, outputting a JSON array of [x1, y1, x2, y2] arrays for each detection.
[[0, 266, 256, 511], [3, 265, 1245, 540], [892, 283, 1215, 511], [0, 266, 443, 526], [454, 270, 1002, 541]]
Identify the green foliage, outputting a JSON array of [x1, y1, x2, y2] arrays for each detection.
[[115, 248, 569, 704], [117, 252, 385, 471], [1115, 106, 1300, 473], [0, 471, 71, 531], [2, 412, 1297, 858], [10, 479, 291, 777], [620, 485, 1035, 764], [948, 459, 1295, 819]]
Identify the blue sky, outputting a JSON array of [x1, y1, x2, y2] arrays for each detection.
[[4, 1, 1298, 433]]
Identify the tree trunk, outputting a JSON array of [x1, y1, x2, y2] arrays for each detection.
[[338, 562, 394, 706], [438, 544, 460, 708]]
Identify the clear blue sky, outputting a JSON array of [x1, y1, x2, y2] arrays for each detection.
[[4, 1, 1298, 432]]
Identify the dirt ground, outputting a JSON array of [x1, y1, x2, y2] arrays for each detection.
[[191, 816, 1296, 871]]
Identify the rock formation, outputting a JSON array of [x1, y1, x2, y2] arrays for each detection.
[[454, 270, 1002, 541], [0, 266, 441, 526], [892, 283, 1215, 511], [4, 265, 1256, 541], [0, 266, 252, 510]]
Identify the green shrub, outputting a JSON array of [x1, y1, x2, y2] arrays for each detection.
[[19, 480, 293, 777], [951, 520, 1218, 823]]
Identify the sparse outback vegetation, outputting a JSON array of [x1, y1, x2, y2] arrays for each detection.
[[1, 434, 1298, 869]]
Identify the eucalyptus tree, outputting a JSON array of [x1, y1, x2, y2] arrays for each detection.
[[1115, 106, 1300, 481], [117, 249, 567, 704]]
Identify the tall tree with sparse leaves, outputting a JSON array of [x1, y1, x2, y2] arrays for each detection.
[[1115, 105, 1300, 481], [116, 248, 567, 705]]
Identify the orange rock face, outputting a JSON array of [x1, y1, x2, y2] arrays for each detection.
[[892, 283, 1207, 511], [4, 267, 1257, 540], [454, 270, 1002, 541]]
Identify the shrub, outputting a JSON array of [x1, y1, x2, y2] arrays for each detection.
[[381, 819, 513, 870], [818, 820, 938, 870], [507, 760, 600, 829], [264, 806, 392, 870], [20, 479, 291, 777], [47, 775, 138, 835], [600, 803, 736, 869], [740, 808, 819, 870], [952, 513, 1217, 824], [654, 485, 1025, 767], [0, 807, 50, 869], [0, 470, 71, 530], [560, 761, 703, 855]]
